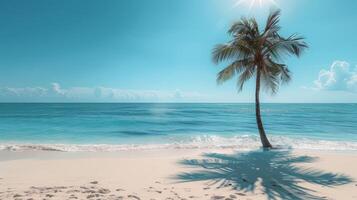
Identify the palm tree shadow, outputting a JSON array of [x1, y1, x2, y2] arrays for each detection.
[[175, 150, 353, 200]]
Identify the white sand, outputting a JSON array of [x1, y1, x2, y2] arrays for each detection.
[[0, 149, 356, 200]]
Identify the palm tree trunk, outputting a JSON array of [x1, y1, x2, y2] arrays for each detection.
[[255, 67, 272, 148]]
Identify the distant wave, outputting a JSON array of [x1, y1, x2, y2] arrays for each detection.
[[1, 135, 357, 152]]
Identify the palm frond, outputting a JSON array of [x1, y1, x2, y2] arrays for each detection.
[[282, 34, 308, 57], [217, 59, 252, 84], [228, 17, 252, 35], [212, 40, 254, 64], [212, 43, 240, 64], [264, 9, 281, 34], [265, 57, 291, 84], [279, 66, 291, 83], [264, 34, 308, 59], [261, 70, 279, 94], [229, 17, 260, 39], [237, 67, 256, 91], [250, 18, 259, 36]]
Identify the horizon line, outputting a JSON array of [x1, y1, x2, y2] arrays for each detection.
[[0, 102, 356, 104]]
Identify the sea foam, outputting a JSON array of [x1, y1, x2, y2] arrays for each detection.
[[1, 135, 357, 152]]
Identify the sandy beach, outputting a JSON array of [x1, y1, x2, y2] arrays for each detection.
[[0, 149, 356, 200]]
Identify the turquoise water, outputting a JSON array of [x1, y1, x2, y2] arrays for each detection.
[[0, 103, 357, 151]]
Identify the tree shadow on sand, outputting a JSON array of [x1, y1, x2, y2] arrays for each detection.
[[175, 150, 353, 200]]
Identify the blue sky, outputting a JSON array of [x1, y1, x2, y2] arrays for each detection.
[[0, 0, 357, 102]]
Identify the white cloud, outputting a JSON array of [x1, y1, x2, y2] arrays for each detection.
[[314, 61, 357, 92], [51, 82, 66, 95], [0, 83, 205, 102], [0, 87, 48, 97]]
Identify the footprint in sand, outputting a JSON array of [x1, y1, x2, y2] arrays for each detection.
[[235, 192, 246, 196], [82, 189, 93, 194], [98, 188, 111, 194], [128, 194, 141, 200], [67, 189, 80, 193], [86, 193, 98, 198], [13, 194, 22, 198], [210, 195, 225, 200], [45, 193, 54, 198], [69, 194, 78, 199]]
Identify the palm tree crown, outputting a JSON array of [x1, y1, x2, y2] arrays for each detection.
[[213, 10, 307, 93]]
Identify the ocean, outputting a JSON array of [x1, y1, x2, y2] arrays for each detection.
[[0, 103, 357, 152]]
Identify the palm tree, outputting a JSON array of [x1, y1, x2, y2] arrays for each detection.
[[213, 10, 307, 148]]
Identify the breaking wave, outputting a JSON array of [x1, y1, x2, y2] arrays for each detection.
[[1, 135, 357, 152]]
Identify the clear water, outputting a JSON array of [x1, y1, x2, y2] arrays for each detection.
[[0, 103, 357, 151]]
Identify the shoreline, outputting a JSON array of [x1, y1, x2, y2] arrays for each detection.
[[2, 134, 357, 153], [1, 149, 356, 199]]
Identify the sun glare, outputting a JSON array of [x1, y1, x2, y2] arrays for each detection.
[[234, 0, 278, 9]]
